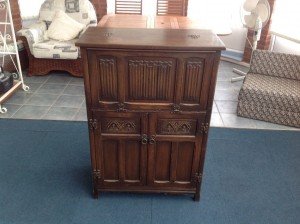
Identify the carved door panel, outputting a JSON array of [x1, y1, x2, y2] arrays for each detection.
[[93, 111, 148, 187], [123, 56, 177, 111], [175, 53, 215, 111], [87, 51, 121, 110], [147, 112, 205, 188]]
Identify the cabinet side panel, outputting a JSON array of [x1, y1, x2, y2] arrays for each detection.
[[155, 142, 172, 181], [176, 142, 194, 182], [124, 141, 141, 181], [103, 140, 119, 180]]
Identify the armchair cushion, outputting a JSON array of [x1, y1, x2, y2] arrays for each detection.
[[32, 39, 80, 60], [17, 21, 47, 54], [45, 10, 85, 41]]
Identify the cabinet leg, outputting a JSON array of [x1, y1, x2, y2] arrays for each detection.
[[193, 188, 200, 202], [193, 193, 200, 201], [92, 187, 99, 199]]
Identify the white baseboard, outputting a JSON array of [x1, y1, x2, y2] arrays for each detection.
[[221, 57, 250, 67]]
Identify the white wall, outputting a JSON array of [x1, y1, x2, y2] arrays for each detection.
[[18, 0, 45, 19], [272, 36, 300, 55], [188, 0, 247, 53], [219, 28, 247, 52]]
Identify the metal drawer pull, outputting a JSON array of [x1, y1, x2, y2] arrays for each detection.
[[149, 135, 156, 144], [141, 134, 148, 145]]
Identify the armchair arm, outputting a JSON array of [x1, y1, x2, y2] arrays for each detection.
[[17, 21, 47, 54]]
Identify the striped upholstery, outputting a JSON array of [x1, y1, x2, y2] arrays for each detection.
[[115, 0, 142, 15], [156, 0, 188, 16]]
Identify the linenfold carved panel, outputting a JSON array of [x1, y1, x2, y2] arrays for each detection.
[[183, 59, 204, 102], [157, 119, 197, 135], [97, 58, 118, 101], [102, 118, 140, 134], [127, 59, 175, 101]]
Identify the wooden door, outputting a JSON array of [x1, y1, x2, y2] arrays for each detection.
[[87, 51, 121, 109], [123, 55, 177, 111], [147, 112, 206, 189], [93, 111, 148, 188], [175, 53, 215, 111]]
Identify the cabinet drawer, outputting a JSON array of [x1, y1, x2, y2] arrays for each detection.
[[92, 111, 147, 135], [100, 116, 141, 134], [149, 112, 206, 137]]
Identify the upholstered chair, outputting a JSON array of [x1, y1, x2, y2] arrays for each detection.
[[237, 50, 300, 128], [18, 0, 97, 77]]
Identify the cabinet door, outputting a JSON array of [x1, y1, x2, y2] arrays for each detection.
[[87, 51, 121, 109], [123, 55, 177, 110], [175, 53, 215, 111], [147, 112, 206, 188], [93, 111, 148, 187]]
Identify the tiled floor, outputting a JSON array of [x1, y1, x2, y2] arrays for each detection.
[[0, 61, 299, 131]]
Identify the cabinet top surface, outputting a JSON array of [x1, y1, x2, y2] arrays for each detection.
[[76, 27, 226, 51]]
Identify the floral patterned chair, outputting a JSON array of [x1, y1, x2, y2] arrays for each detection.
[[237, 50, 300, 128], [18, 0, 97, 77]]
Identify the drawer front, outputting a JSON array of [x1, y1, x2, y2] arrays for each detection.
[[92, 111, 146, 136], [156, 117, 198, 136], [149, 112, 206, 137], [100, 117, 141, 135]]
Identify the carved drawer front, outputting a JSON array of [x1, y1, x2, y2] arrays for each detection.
[[93, 111, 144, 135], [101, 118, 141, 134], [150, 112, 206, 137], [157, 119, 197, 136]]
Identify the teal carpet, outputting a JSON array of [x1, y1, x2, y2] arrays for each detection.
[[0, 119, 299, 224]]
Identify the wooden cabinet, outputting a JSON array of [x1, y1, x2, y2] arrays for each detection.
[[76, 27, 225, 201]]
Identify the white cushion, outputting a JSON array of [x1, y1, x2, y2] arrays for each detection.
[[46, 10, 85, 41], [32, 39, 80, 59]]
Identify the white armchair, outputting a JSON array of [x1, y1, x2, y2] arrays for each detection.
[[18, 0, 97, 77]]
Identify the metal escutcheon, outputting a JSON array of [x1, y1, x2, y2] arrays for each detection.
[[149, 135, 156, 145], [141, 134, 148, 145]]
